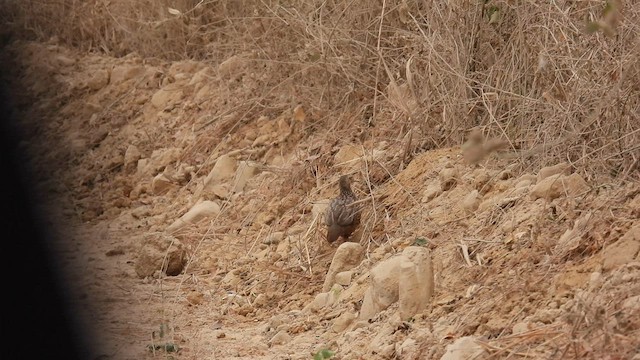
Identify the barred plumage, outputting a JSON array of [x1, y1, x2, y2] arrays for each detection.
[[326, 175, 360, 243]]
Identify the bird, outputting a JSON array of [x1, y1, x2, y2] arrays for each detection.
[[325, 175, 361, 243]]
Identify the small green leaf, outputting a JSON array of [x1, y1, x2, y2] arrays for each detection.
[[413, 238, 428, 246]]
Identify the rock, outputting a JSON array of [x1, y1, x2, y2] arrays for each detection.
[[188, 67, 211, 86], [308, 292, 330, 312], [167, 201, 221, 233], [422, 182, 442, 203], [323, 243, 364, 292], [269, 330, 291, 346], [512, 322, 531, 334], [152, 173, 175, 195], [439, 166, 459, 191], [332, 311, 357, 333], [151, 83, 184, 109], [124, 145, 142, 169], [334, 271, 354, 286], [86, 69, 110, 90], [396, 338, 417, 357], [537, 162, 571, 182], [222, 270, 242, 288], [213, 330, 226, 339], [529, 173, 589, 200], [440, 337, 485, 360], [601, 224, 640, 271], [334, 145, 363, 165], [187, 291, 205, 305], [312, 200, 331, 220], [147, 147, 181, 174], [55, 54, 76, 67], [462, 190, 481, 214], [472, 169, 492, 193], [135, 234, 187, 278], [110, 64, 145, 84], [254, 294, 268, 308], [218, 55, 249, 79], [263, 232, 285, 245], [556, 212, 593, 255], [137, 158, 149, 175], [204, 154, 237, 190], [361, 246, 434, 321], [232, 161, 260, 193]]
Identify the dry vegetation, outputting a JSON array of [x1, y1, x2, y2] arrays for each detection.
[[5, 0, 639, 178]]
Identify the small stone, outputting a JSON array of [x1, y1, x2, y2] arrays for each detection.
[[167, 201, 221, 233], [462, 190, 481, 214], [537, 162, 571, 182], [512, 322, 531, 334], [263, 232, 285, 245], [254, 294, 268, 308], [422, 182, 442, 203], [269, 330, 291, 346], [135, 234, 186, 278], [124, 145, 142, 169], [213, 330, 226, 339], [86, 69, 110, 90], [152, 173, 174, 195], [332, 311, 357, 333], [334, 271, 354, 286], [110, 64, 145, 84], [187, 291, 205, 305], [323, 243, 364, 292], [440, 337, 485, 360], [439, 167, 458, 191], [529, 173, 589, 200]]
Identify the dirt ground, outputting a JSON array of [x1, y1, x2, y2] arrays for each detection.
[[1, 39, 639, 360]]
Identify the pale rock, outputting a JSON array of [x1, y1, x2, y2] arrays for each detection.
[[323, 243, 364, 292], [334, 271, 354, 286], [110, 64, 145, 84], [86, 69, 110, 90], [104, 154, 124, 170], [254, 294, 268, 308], [232, 161, 260, 193], [307, 292, 330, 313], [204, 154, 237, 190], [269, 330, 291, 346], [601, 224, 640, 271], [512, 322, 531, 334], [537, 162, 571, 183], [194, 84, 211, 104], [588, 272, 603, 290], [622, 295, 640, 313], [218, 55, 249, 79], [135, 234, 186, 278], [136, 158, 149, 175], [332, 311, 357, 333], [440, 337, 485, 360], [312, 200, 331, 222], [167, 201, 221, 233], [334, 145, 363, 165], [152, 173, 175, 195], [530, 173, 589, 200], [462, 190, 481, 214], [188, 67, 212, 85], [361, 246, 433, 321], [263, 232, 285, 245], [124, 144, 142, 169], [222, 270, 242, 288], [213, 330, 225, 339], [55, 54, 76, 67], [472, 169, 491, 193], [556, 212, 593, 255], [148, 147, 181, 174], [396, 338, 417, 357], [422, 182, 442, 203], [151, 83, 184, 109], [439, 166, 459, 191]]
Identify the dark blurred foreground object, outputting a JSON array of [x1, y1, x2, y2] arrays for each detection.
[[1, 64, 93, 360]]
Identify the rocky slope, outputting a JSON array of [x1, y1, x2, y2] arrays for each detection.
[[2, 40, 639, 359]]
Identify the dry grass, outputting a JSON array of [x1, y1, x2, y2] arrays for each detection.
[[3, 0, 638, 179]]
